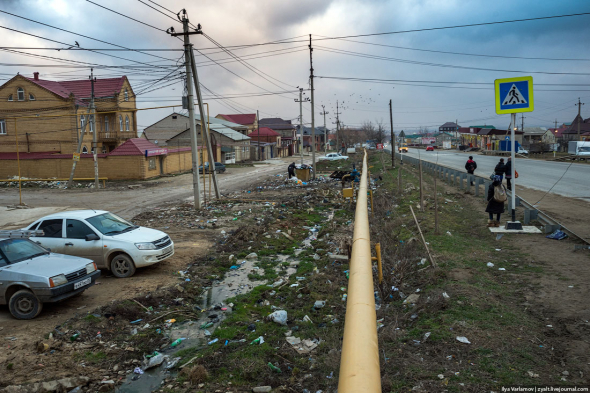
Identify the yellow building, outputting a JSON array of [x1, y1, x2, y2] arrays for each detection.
[[0, 72, 137, 154]]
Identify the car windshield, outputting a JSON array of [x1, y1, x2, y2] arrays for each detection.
[[0, 238, 49, 266], [579, 147, 590, 153], [86, 213, 137, 236]]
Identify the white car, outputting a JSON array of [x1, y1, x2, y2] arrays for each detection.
[[25, 210, 174, 278], [322, 153, 349, 161], [517, 147, 529, 155]]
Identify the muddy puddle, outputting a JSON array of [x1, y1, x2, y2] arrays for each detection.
[[116, 259, 267, 392]]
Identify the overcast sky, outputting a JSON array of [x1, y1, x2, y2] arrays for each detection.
[[1, 0, 590, 133]]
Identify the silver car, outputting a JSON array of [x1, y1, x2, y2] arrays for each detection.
[[0, 234, 100, 319], [25, 210, 174, 278]]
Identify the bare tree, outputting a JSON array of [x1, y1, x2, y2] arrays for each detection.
[[361, 121, 376, 141], [374, 119, 387, 144]]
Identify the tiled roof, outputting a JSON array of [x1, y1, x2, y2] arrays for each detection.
[[440, 122, 459, 128], [109, 138, 160, 156], [23, 75, 128, 105], [0, 152, 108, 160], [259, 118, 294, 130], [217, 113, 256, 125], [249, 127, 280, 137], [564, 115, 590, 134]]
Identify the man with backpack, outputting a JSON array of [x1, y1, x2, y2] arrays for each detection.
[[494, 158, 506, 180], [465, 156, 477, 186], [485, 175, 506, 227]]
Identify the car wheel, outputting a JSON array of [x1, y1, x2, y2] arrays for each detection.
[[110, 254, 136, 278], [9, 289, 43, 320]]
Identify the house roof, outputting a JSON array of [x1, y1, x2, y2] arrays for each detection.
[[564, 114, 590, 134], [109, 138, 160, 156], [216, 113, 256, 125], [197, 114, 248, 130], [523, 127, 549, 136], [439, 122, 459, 128], [469, 125, 496, 129], [259, 118, 295, 131], [477, 128, 523, 136], [195, 115, 250, 141], [296, 125, 330, 135], [249, 127, 280, 137], [16, 75, 129, 105], [143, 129, 183, 146]]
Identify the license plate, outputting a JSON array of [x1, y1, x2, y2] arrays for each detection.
[[74, 277, 91, 290], [162, 245, 173, 254]]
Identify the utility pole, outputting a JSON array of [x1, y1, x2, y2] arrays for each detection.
[[321, 105, 328, 154], [455, 118, 459, 148], [294, 88, 308, 165], [187, 27, 219, 199], [521, 114, 525, 132], [68, 105, 92, 189], [389, 99, 395, 168], [90, 69, 99, 190], [168, 14, 202, 209], [257, 110, 261, 161], [309, 34, 316, 179], [335, 100, 340, 154], [575, 98, 585, 141]]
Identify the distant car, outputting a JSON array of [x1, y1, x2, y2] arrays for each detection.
[[322, 153, 349, 161], [398, 145, 408, 153], [517, 147, 529, 155], [25, 210, 174, 278], [426, 146, 435, 151], [0, 233, 100, 319], [367, 144, 376, 150], [199, 162, 226, 174]]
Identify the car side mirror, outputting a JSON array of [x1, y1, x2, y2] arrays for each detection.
[[85, 234, 100, 241]]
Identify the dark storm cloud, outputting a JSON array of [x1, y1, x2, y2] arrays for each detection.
[[262, 0, 336, 29]]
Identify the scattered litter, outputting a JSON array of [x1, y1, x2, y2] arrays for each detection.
[[130, 319, 143, 324], [165, 357, 181, 370], [207, 338, 219, 345], [487, 262, 494, 267], [251, 336, 265, 345], [133, 367, 144, 374], [446, 231, 452, 236], [170, 338, 186, 347], [456, 336, 471, 344], [423, 332, 431, 342], [313, 300, 326, 309], [442, 292, 450, 300], [495, 249, 502, 252], [403, 294, 420, 305], [438, 374, 445, 380], [246, 252, 258, 259], [267, 310, 288, 326], [268, 362, 282, 373], [498, 268, 506, 271], [546, 230, 567, 240], [164, 319, 176, 324], [144, 353, 165, 370]]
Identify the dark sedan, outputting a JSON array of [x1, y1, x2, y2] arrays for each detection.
[[198, 162, 226, 174]]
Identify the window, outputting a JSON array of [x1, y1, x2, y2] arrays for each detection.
[[82, 146, 88, 154], [119, 115, 124, 131], [66, 219, 97, 239], [8, 94, 13, 101], [104, 116, 109, 132], [89, 115, 94, 133], [172, 115, 177, 119], [0, 119, 6, 135], [17, 87, 24, 101], [80, 115, 86, 130], [29, 93, 35, 101], [86, 212, 135, 236], [124, 89, 129, 101], [125, 116, 130, 132], [38, 219, 63, 238], [148, 158, 156, 170]]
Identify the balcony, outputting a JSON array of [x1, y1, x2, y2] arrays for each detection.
[[98, 132, 124, 142]]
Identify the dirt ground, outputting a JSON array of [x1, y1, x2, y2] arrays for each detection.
[[516, 186, 590, 242]]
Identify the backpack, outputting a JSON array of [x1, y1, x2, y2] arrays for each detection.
[[493, 185, 507, 203]]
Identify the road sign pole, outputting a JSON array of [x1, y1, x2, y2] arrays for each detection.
[[510, 112, 516, 223]]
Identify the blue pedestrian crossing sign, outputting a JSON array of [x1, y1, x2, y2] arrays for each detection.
[[494, 76, 534, 114]]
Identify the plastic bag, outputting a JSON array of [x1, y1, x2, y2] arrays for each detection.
[[267, 310, 288, 325], [144, 353, 165, 370], [546, 230, 567, 240]]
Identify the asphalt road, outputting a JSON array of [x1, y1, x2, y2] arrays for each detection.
[[388, 148, 590, 200]]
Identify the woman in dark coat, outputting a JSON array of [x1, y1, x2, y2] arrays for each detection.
[[494, 158, 506, 180], [486, 175, 506, 227]]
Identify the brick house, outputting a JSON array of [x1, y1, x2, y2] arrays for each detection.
[[0, 138, 207, 180], [562, 114, 590, 142], [215, 113, 257, 135], [0, 72, 137, 155], [143, 113, 248, 163], [259, 117, 297, 155]]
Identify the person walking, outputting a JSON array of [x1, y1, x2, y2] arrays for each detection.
[[486, 175, 507, 227], [465, 156, 477, 186], [494, 158, 506, 180], [287, 162, 296, 179], [504, 157, 513, 191]]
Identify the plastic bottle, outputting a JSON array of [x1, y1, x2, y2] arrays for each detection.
[[170, 338, 186, 347], [267, 362, 282, 373], [207, 338, 219, 345], [70, 333, 80, 342]]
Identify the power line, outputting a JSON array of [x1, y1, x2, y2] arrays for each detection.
[[315, 46, 590, 76], [85, 0, 166, 32], [136, 0, 181, 23], [0, 9, 177, 62], [321, 36, 590, 62]]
